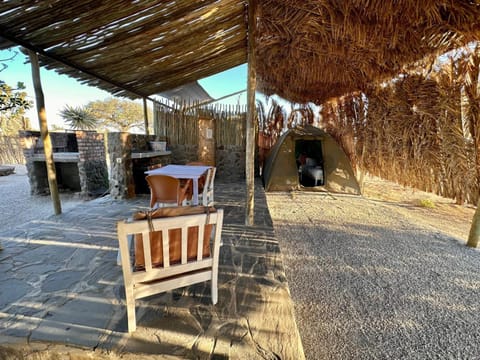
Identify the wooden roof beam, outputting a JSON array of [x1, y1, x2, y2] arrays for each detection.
[[0, 26, 151, 100]]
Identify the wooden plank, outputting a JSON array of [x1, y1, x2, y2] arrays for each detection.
[[245, 0, 257, 226], [143, 97, 149, 136]]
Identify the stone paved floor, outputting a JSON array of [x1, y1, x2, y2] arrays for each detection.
[[0, 179, 304, 359]]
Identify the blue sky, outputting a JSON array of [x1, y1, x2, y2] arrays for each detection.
[[0, 47, 247, 129]]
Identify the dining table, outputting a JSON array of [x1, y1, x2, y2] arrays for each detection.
[[144, 164, 211, 206]]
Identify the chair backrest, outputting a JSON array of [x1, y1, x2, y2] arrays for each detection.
[[117, 206, 224, 332], [201, 167, 216, 206], [146, 174, 180, 208]]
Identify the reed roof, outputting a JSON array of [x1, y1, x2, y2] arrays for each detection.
[[256, 0, 480, 103], [0, 0, 247, 99], [1, 1, 480, 104]]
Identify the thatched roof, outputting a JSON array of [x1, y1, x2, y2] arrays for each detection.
[[0, 1, 247, 99], [255, 0, 480, 103], [1, 1, 480, 104]]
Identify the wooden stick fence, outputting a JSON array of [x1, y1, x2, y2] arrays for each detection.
[[154, 101, 246, 147]]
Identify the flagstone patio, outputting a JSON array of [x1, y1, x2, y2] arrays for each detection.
[[0, 179, 304, 359]]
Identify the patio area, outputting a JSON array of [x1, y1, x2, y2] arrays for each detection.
[[0, 179, 304, 359]]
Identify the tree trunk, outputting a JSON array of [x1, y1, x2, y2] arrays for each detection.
[[467, 198, 480, 247], [28, 49, 61, 215]]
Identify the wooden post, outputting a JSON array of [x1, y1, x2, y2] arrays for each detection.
[[245, 0, 257, 226], [466, 49, 480, 248], [467, 199, 480, 247], [143, 97, 149, 136], [28, 50, 61, 215]]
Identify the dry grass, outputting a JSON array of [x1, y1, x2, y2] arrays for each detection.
[[362, 174, 475, 240], [321, 45, 480, 206]]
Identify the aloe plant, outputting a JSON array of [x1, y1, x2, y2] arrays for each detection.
[[59, 105, 97, 130]]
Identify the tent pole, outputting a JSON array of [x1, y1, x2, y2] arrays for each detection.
[[28, 49, 61, 215], [245, 0, 257, 226], [143, 97, 149, 136]]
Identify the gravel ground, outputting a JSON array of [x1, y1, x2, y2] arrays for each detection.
[[0, 165, 85, 231], [266, 183, 480, 360]]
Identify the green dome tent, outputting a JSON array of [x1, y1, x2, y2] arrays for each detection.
[[263, 126, 361, 194]]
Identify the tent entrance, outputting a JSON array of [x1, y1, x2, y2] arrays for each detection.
[[295, 139, 324, 187]]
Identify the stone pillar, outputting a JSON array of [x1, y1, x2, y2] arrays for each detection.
[[18, 130, 40, 194], [105, 132, 134, 199], [198, 117, 215, 166]]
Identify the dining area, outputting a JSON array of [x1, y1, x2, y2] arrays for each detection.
[[144, 162, 216, 208]]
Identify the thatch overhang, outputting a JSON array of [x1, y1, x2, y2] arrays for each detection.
[[254, 0, 480, 104], [0, 0, 248, 99], [0, 1, 480, 104]]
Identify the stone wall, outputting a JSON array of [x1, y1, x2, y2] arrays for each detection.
[[216, 145, 245, 180], [75, 131, 109, 197], [18, 128, 245, 199], [168, 144, 199, 165], [130, 133, 155, 151], [162, 144, 246, 180]]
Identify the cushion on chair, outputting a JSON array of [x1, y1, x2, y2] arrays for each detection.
[[133, 206, 215, 269]]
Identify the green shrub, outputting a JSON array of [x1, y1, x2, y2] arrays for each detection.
[[418, 198, 435, 208]]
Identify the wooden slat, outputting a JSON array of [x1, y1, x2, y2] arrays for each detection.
[[141, 230, 153, 271], [134, 270, 212, 300], [132, 259, 213, 284]]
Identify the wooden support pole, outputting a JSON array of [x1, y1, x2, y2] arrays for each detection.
[[467, 199, 480, 247], [28, 50, 61, 215], [143, 97, 149, 136], [245, 0, 257, 226]]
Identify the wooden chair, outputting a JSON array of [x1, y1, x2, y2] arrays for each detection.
[[185, 161, 208, 204], [117, 206, 224, 333], [186, 161, 207, 189], [146, 175, 191, 208], [198, 167, 216, 206]]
